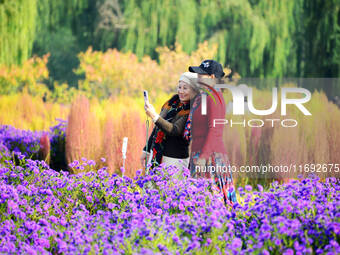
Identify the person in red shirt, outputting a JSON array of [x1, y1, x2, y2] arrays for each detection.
[[184, 60, 238, 206]]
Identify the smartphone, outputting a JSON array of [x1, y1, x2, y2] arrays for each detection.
[[143, 90, 149, 104]]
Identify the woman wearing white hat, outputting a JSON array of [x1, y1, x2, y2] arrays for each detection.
[[141, 72, 199, 178]]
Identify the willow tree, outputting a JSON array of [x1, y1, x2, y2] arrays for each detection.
[[117, 0, 179, 58], [1, 0, 338, 82], [32, 0, 89, 85], [103, 0, 304, 78], [301, 0, 340, 78], [0, 0, 88, 66], [201, 0, 305, 78], [0, 0, 37, 65], [201, 0, 271, 78], [298, 0, 340, 96], [33, 0, 89, 53]]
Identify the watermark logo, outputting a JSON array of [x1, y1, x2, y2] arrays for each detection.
[[201, 84, 312, 116], [195, 81, 313, 128]]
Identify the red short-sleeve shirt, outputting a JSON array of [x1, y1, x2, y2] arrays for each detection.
[[191, 91, 227, 160]]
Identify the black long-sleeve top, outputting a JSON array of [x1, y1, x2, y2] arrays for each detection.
[[143, 101, 190, 159]]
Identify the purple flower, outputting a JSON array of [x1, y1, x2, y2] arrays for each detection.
[[49, 215, 58, 224], [245, 185, 252, 192], [7, 200, 18, 212], [45, 189, 53, 196], [1, 124, 339, 254], [120, 167, 125, 174], [87, 160, 96, 166], [69, 160, 79, 168], [173, 235, 180, 244], [283, 248, 294, 255], [232, 238, 242, 249], [262, 249, 270, 255]]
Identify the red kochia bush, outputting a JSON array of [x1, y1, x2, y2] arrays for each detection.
[[39, 134, 50, 164], [104, 110, 146, 177], [65, 95, 102, 173]]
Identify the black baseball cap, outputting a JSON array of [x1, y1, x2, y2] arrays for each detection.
[[189, 60, 225, 78]]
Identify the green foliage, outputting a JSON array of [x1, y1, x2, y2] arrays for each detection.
[[32, 0, 88, 87], [0, 0, 37, 65], [301, 0, 340, 78], [0, 0, 339, 93], [33, 27, 83, 87]]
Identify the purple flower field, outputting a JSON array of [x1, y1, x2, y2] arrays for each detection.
[[0, 124, 339, 254]]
